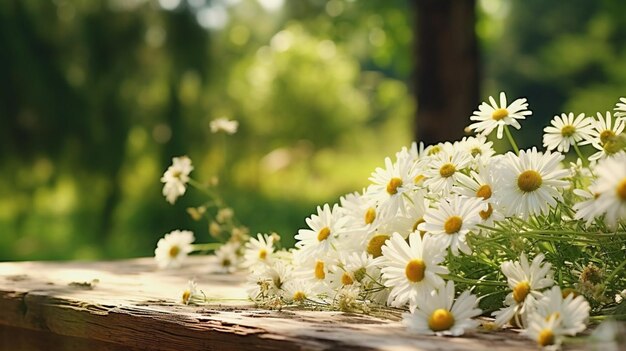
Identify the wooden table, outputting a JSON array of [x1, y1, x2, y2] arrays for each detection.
[[0, 256, 606, 350]]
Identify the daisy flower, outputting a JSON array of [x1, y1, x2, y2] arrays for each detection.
[[282, 279, 316, 304], [294, 203, 349, 257], [418, 195, 485, 256], [542, 113, 593, 153], [339, 191, 381, 231], [214, 241, 240, 273], [614, 97, 626, 118], [492, 148, 570, 220], [328, 252, 378, 291], [572, 189, 602, 227], [243, 233, 275, 269], [375, 232, 448, 310], [525, 313, 565, 349], [402, 280, 482, 336], [458, 135, 496, 168], [366, 153, 417, 216], [492, 253, 554, 328], [360, 214, 416, 258], [246, 260, 293, 300], [588, 152, 626, 230], [181, 280, 204, 305], [533, 286, 590, 336], [422, 149, 474, 195], [467, 92, 532, 139], [453, 166, 505, 227], [210, 117, 239, 134], [154, 230, 195, 269], [582, 112, 625, 161], [160, 156, 194, 204]]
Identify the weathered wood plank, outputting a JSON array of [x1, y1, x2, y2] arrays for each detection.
[[0, 257, 598, 350]]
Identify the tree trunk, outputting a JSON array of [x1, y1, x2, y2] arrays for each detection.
[[413, 0, 480, 145]]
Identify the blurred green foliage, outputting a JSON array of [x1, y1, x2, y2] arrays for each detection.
[[1, 0, 625, 261]]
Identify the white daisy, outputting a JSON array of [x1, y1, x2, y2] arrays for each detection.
[[467, 92, 532, 139], [525, 313, 565, 349], [533, 286, 590, 336], [492, 253, 554, 328], [543, 112, 594, 153], [243, 233, 275, 270], [582, 112, 625, 161], [375, 232, 448, 310], [360, 214, 416, 258], [181, 280, 204, 305], [422, 149, 474, 195], [154, 230, 195, 269], [294, 203, 349, 257], [160, 156, 194, 204], [418, 195, 485, 256], [402, 280, 482, 336], [458, 135, 496, 168], [614, 97, 626, 118], [339, 191, 381, 231], [328, 252, 378, 291], [366, 153, 417, 216], [572, 189, 602, 228], [453, 166, 505, 227], [492, 148, 570, 220], [214, 241, 240, 273], [282, 279, 316, 304], [246, 259, 293, 300], [210, 117, 239, 134], [588, 152, 626, 230]]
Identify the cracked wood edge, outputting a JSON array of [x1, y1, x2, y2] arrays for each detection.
[[0, 257, 593, 350]]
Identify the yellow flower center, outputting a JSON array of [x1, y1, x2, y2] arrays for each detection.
[[258, 249, 267, 260], [412, 218, 426, 237], [387, 177, 403, 195], [182, 290, 191, 304], [616, 179, 626, 201], [444, 216, 463, 234], [366, 234, 390, 258], [364, 207, 376, 225], [414, 174, 426, 184], [354, 267, 366, 282], [600, 130, 615, 144], [168, 245, 180, 258], [492, 108, 509, 121], [439, 163, 456, 178], [561, 288, 578, 298], [545, 312, 560, 322], [314, 260, 325, 280], [517, 170, 542, 193], [603, 137, 622, 155], [317, 227, 331, 241], [479, 203, 493, 220], [537, 328, 555, 347], [513, 281, 531, 303], [471, 147, 482, 157], [172, 170, 183, 179], [476, 184, 492, 199], [560, 125, 576, 137], [341, 272, 354, 285], [428, 309, 455, 332], [293, 291, 306, 302], [405, 259, 426, 283], [428, 145, 441, 156]]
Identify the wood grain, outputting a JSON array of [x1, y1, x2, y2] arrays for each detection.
[[0, 257, 603, 350]]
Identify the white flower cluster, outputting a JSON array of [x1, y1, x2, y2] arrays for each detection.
[[154, 94, 626, 348], [240, 93, 625, 344]]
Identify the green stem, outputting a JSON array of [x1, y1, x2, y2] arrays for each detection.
[[441, 274, 507, 287], [504, 125, 520, 155], [572, 143, 588, 167], [192, 243, 222, 252], [605, 257, 626, 284]]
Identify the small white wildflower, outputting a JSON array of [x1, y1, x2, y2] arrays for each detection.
[[210, 117, 239, 134], [160, 156, 194, 204], [154, 230, 195, 269]]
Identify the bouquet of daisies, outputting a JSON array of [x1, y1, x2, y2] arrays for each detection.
[[155, 95, 626, 349]]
